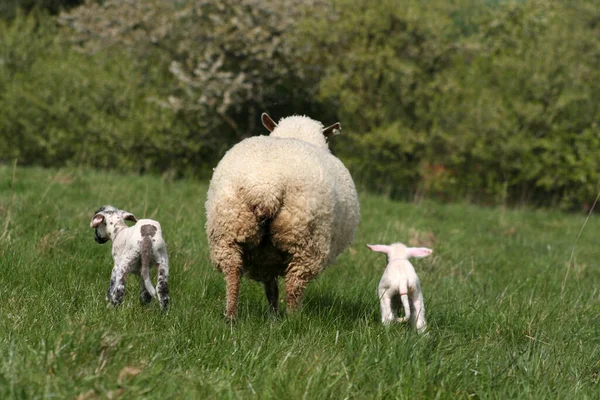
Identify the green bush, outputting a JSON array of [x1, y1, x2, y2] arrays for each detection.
[[301, 0, 600, 208], [2, 1, 599, 209], [60, 0, 325, 148], [0, 0, 82, 20], [0, 13, 212, 176]]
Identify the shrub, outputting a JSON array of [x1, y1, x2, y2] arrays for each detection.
[[59, 0, 325, 149], [301, 0, 600, 208], [0, 13, 208, 176], [2, 1, 599, 209]]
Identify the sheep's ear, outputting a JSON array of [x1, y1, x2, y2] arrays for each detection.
[[406, 247, 432, 259], [261, 113, 277, 132], [323, 122, 341, 138], [90, 214, 104, 228], [122, 212, 137, 223], [366, 244, 391, 254]]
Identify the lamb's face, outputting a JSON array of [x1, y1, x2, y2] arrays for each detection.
[[90, 205, 137, 244], [269, 116, 330, 149]]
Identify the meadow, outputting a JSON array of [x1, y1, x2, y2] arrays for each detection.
[[0, 165, 599, 399]]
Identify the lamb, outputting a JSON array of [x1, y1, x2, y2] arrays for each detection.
[[367, 242, 432, 332], [90, 205, 169, 311], [205, 113, 360, 320]]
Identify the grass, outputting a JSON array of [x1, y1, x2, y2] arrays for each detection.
[[0, 165, 599, 399]]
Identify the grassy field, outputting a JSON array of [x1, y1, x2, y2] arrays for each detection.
[[0, 165, 599, 399]]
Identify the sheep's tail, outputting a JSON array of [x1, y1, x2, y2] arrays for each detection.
[[140, 236, 157, 298], [242, 182, 283, 221]]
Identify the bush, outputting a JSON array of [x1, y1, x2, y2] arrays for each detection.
[[2, 1, 599, 209], [301, 0, 600, 208], [0, 0, 82, 20], [59, 0, 326, 148], [0, 13, 210, 176]]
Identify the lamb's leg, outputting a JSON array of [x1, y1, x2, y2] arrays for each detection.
[[379, 289, 395, 325], [264, 278, 279, 312], [155, 249, 169, 311], [108, 265, 127, 306], [411, 287, 427, 333], [106, 274, 116, 302], [139, 276, 153, 305], [397, 293, 411, 323]]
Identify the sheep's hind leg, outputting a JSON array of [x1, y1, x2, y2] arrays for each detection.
[[214, 243, 243, 321], [280, 248, 326, 313], [225, 268, 242, 320], [264, 278, 279, 312], [284, 255, 324, 313], [284, 270, 315, 312], [270, 204, 328, 314]]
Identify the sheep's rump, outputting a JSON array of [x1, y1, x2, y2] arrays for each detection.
[[205, 135, 359, 279]]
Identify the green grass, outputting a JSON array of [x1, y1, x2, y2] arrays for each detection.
[[1, 165, 599, 399]]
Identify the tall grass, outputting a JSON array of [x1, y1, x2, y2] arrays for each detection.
[[0, 166, 598, 398]]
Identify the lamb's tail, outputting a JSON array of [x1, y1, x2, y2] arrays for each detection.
[[140, 236, 157, 298]]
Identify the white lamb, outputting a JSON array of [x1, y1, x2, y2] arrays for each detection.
[[205, 113, 360, 320], [367, 242, 432, 332]]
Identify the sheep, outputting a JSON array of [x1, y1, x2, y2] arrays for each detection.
[[205, 113, 360, 320], [90, 205, 169, 310], [367, 242, 432, 332]]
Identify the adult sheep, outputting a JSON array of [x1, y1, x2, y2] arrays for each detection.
[[205, 113, 360, 320]]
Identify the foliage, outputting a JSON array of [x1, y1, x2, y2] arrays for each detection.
[[301, 0, 600, 208], [0, 13, 214, 176], [60, 0, 326, 147], [1, 166, 600, 398], [0, 0, 82, 20], [2, 0, 600, 208]]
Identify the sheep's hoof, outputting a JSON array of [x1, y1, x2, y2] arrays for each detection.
[[396, 317, 409, 323], [224, 313, 237, 323]]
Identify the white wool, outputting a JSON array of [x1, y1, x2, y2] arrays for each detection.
[[269, 115, 328, 149], [205, 115, 360, 318]]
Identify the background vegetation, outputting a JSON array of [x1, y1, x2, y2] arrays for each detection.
[[1, 0, 599, 208], [1, 166, 599, 398]]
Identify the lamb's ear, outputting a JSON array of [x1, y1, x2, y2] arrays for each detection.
[[122, 212, 138, 223], [366, 244, 392, 254], [406, 247, 432, 259], [261, 113, 277, 132], [90, 214, 104, 228], [323, 122, 341, 138]]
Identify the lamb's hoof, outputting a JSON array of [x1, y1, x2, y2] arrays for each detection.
[[106, 301, 120, 309], [159, 296, 169, 312], [140, 291, 153, 305], [396, 317, 409, 323]]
